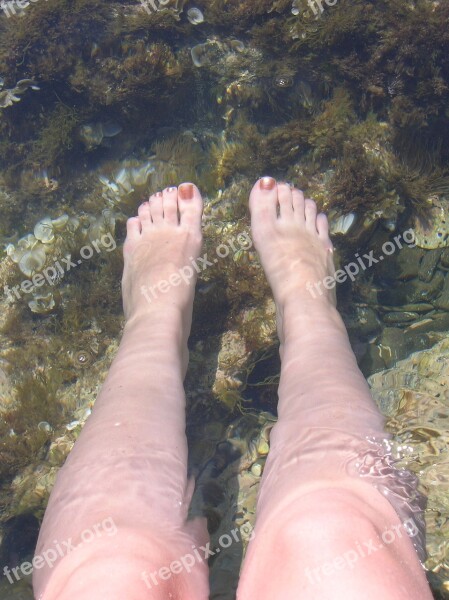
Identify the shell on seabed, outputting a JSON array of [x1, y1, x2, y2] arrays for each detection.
[[19, 246, 47, 277], [48, 436, 75, 465], [73, 350, 94, 368], [191, 43, 209, 67], [99, 161, 154, 204], [34, 217, 55, 243], [38, 421, 52, 432], [187, 7, 204, 25], [66, 420, 81, 431], [330, 212, 356, 235], [229, 39, 245, 52], [274, 74, 294, 88], [28, 291, 56, 314], [257, 439, 270, 456], [291, 0, 301, 15], [52, 214, 69, 230], [250, 461, 263, 477], [7, 233, 38, 263]]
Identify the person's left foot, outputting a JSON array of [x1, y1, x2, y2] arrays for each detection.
[[122, 183, 203, 324]]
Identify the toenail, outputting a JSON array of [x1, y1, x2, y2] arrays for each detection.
[[260, 176, 276, 190], [154, 191, 163, 197], [167, 186, 177, 193], [179, 183, 194, 200]]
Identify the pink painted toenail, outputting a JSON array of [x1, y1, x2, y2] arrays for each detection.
[[260, 177, 276, 190], [167, 186, 177, 192], [179, 183, 194, 200]]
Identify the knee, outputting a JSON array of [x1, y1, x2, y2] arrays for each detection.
[[272, 485, 424, 570], [275, 487, 382, 551], [34, 530, 209, 600]]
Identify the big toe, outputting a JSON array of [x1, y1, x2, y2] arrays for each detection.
[[178, 183, 203, 231], [249, 177, 278, 238]]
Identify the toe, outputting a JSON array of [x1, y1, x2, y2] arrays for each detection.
[[304, 199, 318, 233], [317, 213, 334, 251], [178, 183, 203, 230], [126, 216, 142, 240], [277, 183, 294, 219], [137, 201, 151, 230], [292, 189, 306, 227], [162, 187, 179, 225], [123, 216, 142, 257], [150, 191, 164, 224], [249, 177, 278, 235]]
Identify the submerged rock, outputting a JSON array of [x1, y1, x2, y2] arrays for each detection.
[[378, 272, 444, 305], [413, 197, 449, 249], [440, 248, 449, 268], [369, 336, 449, 595], [190, 411, 276, 600], [433, 273, 449, 311], [373, 326, 441, 369], [383, 311, 420, 325], [376, 244, 425, 282], [418, 248, 443, 282]]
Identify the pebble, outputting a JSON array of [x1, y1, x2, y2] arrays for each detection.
[[383, 312, 419, 325], [418, 249, 442, 282]]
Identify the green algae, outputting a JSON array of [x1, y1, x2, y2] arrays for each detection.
[[0, 0, 448, 204], [0, 371, 64, 480], [28, 104, 82, 169]]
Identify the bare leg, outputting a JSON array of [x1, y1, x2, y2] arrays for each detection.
[[237, 178, 432, 600], [33, 184, 209, 600]]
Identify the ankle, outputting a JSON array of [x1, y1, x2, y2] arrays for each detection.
[[124, 305, 186, 343], [278, 297, 344, 342]]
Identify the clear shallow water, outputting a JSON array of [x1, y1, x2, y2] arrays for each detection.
[[1, 0, 449, 598]]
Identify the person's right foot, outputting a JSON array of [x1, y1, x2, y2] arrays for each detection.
[[122, 183, 203, 325], [249, 177, 336, 338]]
